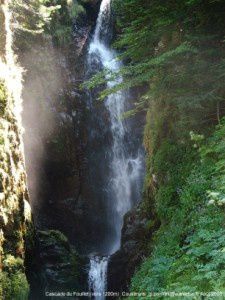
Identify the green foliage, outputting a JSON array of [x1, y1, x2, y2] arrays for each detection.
[[53, 24, 73, 45], [11, 0, 47, 33], [109, 1, 225, 295], [11, 0, 59, 50], [3, 255, 24, 272], [38, 229, 69, 246], [0, 256, 29, 300], [130, 118, 225, 297], [40, 0, 73, 45], [86, 0, 225, 132], [68, 1, 86, 19], [0, 81, 7, 117], [0, 272, 29, 300], [41, 0, 86, 45], [12, 0, 86, 48]]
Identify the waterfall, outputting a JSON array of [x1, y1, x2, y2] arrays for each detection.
[[88, 256, 109, 300], [87, 0, 143, 298]]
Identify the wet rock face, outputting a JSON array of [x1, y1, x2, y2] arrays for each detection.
[[70, 0, 102, 59], [80, 0, 101, 21], [14, 1, 99, 250], [23, 0, 115, 255], [107, 207, 159, 295], [13, 1, 107, 291], [6, 1, 101, 295], [37, 230, 88, 297]]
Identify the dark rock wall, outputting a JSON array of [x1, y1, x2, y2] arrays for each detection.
[[107, 207, 150, 294], [10, 0, 103, 295], [38, 230, 88, 293], [13, 0, 99, 250]]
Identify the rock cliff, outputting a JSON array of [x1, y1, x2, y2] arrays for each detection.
[[0, 1, 34, 298]]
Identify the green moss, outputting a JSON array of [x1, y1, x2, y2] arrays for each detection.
[[38, 229, 69, 247], [1, 255, 29, 300], [0, 81, 7, 117], [3, 255, 24, 272], [68, 2, 86, 18], [48, 229, 68, 243], [40, 0, 86, 46], [53, 24, 72, 45], [0, 271, 29, 300], [130, 119, 225, 298]]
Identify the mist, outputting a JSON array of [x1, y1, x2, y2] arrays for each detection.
[[20, 41, 64, 224]]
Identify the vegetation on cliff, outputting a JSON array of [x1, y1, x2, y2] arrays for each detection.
[[0, 80, 30, 299], [0, 1, 33, 297], [3, 0, 225, 297], [12, 0, 89, 48], [106, 0, 225, 297]]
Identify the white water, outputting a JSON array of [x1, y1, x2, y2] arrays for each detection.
[[88, 0, 143, 298], [88, 256, 109, 300]]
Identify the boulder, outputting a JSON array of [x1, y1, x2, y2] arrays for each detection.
[[107, 206, 159, 295], [37, 230, 88, 296]]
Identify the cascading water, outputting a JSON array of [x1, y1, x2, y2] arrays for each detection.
[[87, 0, 144, 298], [88, 256, 108, 300]]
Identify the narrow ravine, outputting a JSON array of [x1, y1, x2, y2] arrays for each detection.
[[87, 0, 144, 298], [2, 0, 225, 299]]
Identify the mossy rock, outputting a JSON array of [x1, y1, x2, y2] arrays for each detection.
[[0, 271, 29, 300], [38, 230, 87, 292], [3, 255, 24, 273], [0, 80, 7, 117], [68, 1, 86, 19], [38, 230, 68, 246]]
